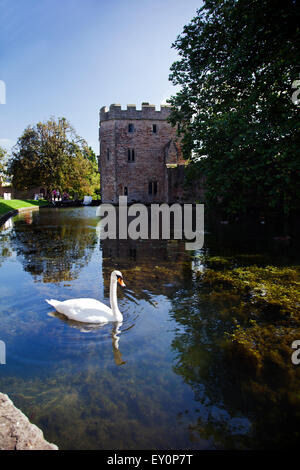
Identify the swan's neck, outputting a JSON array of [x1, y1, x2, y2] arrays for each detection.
[[110, 278, 123, 322]]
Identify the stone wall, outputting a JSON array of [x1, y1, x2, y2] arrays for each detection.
[[166, 166, 206, 203], [0, 185, 43, 199], [0, 185, 13, 197], [0, 393, 58, 450]]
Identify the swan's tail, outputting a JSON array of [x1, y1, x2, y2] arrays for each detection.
[[45, 299, 61, 309]]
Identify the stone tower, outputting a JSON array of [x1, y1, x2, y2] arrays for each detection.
[[98, 103, 185, 204]]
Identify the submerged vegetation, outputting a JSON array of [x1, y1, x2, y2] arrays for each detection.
[[197, 258, 300, 372], [168, 251, 300, 448], [199, 264, 300, 319], [193, 256, 300, 446]]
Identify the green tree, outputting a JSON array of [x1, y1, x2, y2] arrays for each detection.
[[8, 117, 99, 198], [83, 146, 101, 199], [168, 0, 300, 217], [0, 146, 7, 184]]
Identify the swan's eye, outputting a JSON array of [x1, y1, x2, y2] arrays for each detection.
[[117, 275, 126, 287]]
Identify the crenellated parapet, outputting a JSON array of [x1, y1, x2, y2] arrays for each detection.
[[100, 102, 172, 122]]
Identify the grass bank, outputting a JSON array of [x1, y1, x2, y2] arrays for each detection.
[[0, 199, 49, 217]]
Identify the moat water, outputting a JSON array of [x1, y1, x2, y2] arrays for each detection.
[[0, 207, 299, 449]]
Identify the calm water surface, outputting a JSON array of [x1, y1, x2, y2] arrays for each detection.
[[0, 207, 299, 449]]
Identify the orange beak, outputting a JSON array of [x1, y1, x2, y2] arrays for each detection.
[[118, 277, 126, 287]]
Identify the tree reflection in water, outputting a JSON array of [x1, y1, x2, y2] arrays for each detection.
[[0, 218, 13, 268], [10, 209, 98, 283]]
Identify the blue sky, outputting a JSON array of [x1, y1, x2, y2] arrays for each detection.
[[0, 0, 202, 154]]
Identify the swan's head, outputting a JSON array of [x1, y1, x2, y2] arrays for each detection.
[[112, 270, 126, 287]]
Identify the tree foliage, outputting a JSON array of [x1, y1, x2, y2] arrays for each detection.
[[0, 146, 7, 184], [8, 117, 99, 198], [168, 0, 300, 216]]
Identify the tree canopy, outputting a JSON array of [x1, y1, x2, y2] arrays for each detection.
[[0, 146, 7, 185], [168, 0, 300, 217], [8, 117, 99, 198]]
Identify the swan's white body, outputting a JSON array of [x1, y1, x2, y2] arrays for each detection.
[[46, 270, 124, 324]]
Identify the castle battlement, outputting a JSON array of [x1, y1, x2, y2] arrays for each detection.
[[100, 102, 172, 122]]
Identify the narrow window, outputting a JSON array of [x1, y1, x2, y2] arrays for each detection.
[[128, 123, 134, 133], [107, 148, 110, 161], [124, 187, 128, 196], [152, 124, 157, 133], [149, 181, 158, 195], [128, 149, 135, 162]]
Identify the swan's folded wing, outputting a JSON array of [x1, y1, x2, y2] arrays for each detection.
[[55, 298, 113, 323]]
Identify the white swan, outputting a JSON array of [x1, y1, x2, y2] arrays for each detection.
[[45, 270, 125, 323]]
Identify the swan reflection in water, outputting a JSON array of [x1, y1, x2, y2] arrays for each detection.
[[48, 311, 126, 366], [111, 322, 126, 366]]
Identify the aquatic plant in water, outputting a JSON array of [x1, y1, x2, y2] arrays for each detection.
[[193, 259, 300, 447]]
